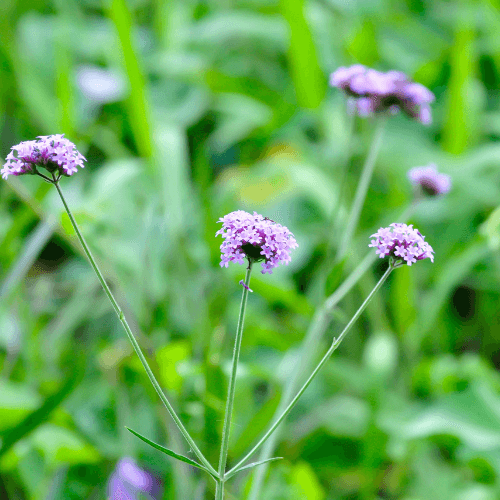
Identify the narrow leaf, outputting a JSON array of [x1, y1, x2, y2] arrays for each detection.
[[126, 427, 216, 478], [227, 457, 283, 479]]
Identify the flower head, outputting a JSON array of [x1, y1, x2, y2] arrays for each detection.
[[107, 457, 162, 500], [329, 65, 434, 124], [2, 134, 86, 180], [408, 163, 451, 196], [216, 210, 298, 274], [368, 223, 434, 266]]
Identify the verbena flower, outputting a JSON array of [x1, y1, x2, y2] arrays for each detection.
[[216, 210, 298, 274], [1, 134, 86, 180], [408, 163, 451, 196], [329, 65, 434, 124], [369, 223, 434, 266], [107, 457, 162, 500]]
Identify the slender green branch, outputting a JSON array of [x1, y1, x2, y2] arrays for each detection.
[[227, 264, 393, 479], [215, 480, 224, 500], [246, 202, 418, 498], [337, 118, 386, 261], [217, 262, 253, 497], [52, 178, 217, 478], [329, 110, 356, 255]]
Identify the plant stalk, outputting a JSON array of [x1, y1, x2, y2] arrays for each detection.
[[245, 202, 418, 498], [337, 118, 386, 261], [217, 262, 253, 497], [52, 178, 217, 478], [228, 264, 393, 481]]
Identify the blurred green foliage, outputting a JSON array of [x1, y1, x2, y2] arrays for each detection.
[[1, 0, 500, 499]]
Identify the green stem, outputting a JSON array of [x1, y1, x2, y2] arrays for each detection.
[[246, 203, 418, 498], [226, 264, 393, 480], [315, 110, 356, 298], [215, 480, 224, 500], [329, 109, 356, 253], [52, 179, 217, 478], [337, 118, 386, 261], [217, 263, 253, 491]]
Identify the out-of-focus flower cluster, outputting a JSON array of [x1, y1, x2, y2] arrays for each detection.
[[216, 210, 298, 274], [1, 134, 86, 180], [329, 65, 434, 124], [408, 163, 451, 196], [369, 223, 434, 266], [107, 457, 162, 500]]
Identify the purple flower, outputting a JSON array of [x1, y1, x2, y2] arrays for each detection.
[[216, 210, 298, 274], [329, 65, 434, 124], [2, 134, 86, 180], [408, 163, 451, 196], [368, 223, 434, 266], [107, 457, 162, 500]]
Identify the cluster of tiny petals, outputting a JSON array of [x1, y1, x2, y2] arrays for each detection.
[[369, 223, 434, 266], [329, 65, 434, 124], [1, 134, 86, 180], [216, 210, 298, 274], [408, 163, 451, 196]]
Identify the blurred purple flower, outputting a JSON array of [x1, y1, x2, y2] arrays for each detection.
[[408, 163, 451, 196], [216, 210, 298, 274], [107, 457, 162, 500], [1, 135, 86, 180], [76, 65, 126, 104], [368, 223, 434, 266], [329, 65, 434, 124]]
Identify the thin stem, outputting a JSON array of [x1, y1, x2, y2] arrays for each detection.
[[52, 179, 217, 478], [249, 203, 417, 495], [36, 171, 55, 183], [226, 264, 393, 479], [245, 202, 419, 498], [315, 110, 355, 298], [245, 308, 330, 500], [330, 109, 356, 251], [215, 480, 224, 500], [217, 263, 253, 490], [337, 118, 386, 261]]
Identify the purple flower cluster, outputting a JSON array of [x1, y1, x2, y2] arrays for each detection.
[[329, 65, 434, 124], [216, 210, 298, 274], [369, 223, 434, 266], [2, 134, 86, 180], [107, 457, 162, 500], [408, 163, 451, 196]]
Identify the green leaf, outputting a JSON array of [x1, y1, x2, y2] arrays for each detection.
[[126, 427, 217, 479], [227, 457, 282, 479], [280, 0, 325, 108], [108, 0, 153, 161], [291, 461, 325, 500], [0, 358, 84, 458]]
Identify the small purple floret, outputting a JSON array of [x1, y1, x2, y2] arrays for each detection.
[[368, 223, 434, 266], [329, 65, 434, 124], [2, 134, 86, 180], [239, 280, 254, 292], [107, 457, 162, 500], [216, 210, 298, 274], [408, 163, 451, 196]]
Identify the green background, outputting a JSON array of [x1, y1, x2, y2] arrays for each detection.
[[1, 0, 500, 498]]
